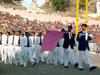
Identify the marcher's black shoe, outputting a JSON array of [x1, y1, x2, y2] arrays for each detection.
[[32, 62, 36, 66], [64, 66, 69, 68], [79, 68, 83, 71], [42, 61, 45, 64], [20, 65, 24, 67], [89, 66, 97, 71], [68, 62, 71, 64], [74, 63, 78, 68]]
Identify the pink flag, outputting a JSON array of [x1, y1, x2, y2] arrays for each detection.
[[40, 30, 65, 53]]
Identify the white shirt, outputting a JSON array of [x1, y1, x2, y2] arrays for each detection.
[[2, 34, 9, 45], [35, 37, 43, 45], [14, 35, 21, 46], [57, 38, 64, 47], [30, 36, 37, 45], [20, 36, 24, 46], [8, 35, 15, 45], [22, 37, 32, 47], [83, 31, 88, 40]]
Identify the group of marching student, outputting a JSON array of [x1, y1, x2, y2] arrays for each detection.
[[0, 30, 44, 67], [0, 24, 97, 71]]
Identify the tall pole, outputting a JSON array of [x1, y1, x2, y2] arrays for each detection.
[[76, 0, 79, 37], [86, 0, 88, 31]]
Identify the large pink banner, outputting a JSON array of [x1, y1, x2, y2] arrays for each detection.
[[40, 30, 65, 53]]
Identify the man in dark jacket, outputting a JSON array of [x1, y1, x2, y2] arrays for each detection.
[[63, 25, 78, 68], [77, 24, 97, 71]]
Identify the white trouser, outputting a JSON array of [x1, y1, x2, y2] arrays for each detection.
[[69, 46, 78, 64], [64, 48, 77, 66], [44, 51, 52, 64], [73, 46, 78, 63], [14, 46, 21, 65], [35, 44, 44, 63], [8, 45, 14, 64], [79, 49, 94, 68], [0, 45, 4, 61], [53, 47, 63, 65], [63, 48, 69, 66], [19, 46, 24, 65], [0, 45, 2, 58], [4, 46, 8, 63], [32, 45, 35, 58], [23, 47, 35, 67]]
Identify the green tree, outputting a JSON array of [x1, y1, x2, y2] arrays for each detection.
[[50, 0, 70, 11], [0, 0, 21, 3]]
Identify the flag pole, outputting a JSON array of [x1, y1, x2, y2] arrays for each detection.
[[76, 0, 79, 37], [85, 0, 88, 31]]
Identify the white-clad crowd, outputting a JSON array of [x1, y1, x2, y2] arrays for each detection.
[[0, 30, 78, 68]]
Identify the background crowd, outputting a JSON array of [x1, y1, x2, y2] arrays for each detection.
[[0, 11, 100, 53]]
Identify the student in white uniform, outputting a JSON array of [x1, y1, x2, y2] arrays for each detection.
[[42, 33, 53, 64], [14, 31, 21, 66], [2, 32, 10, 64], [77, 24, 97, 71], [53, 38, 64, 65], [19, 33, 25, 66], [35, 32, 45, 63], [68, 38, 78, 64], [73, 38, 78, 63], [0, 32, 3, 62], [30, 32, 36, 59], [8, 31, 15, 64], [41, 33, 45, 63], [22, 32, 36, 67]]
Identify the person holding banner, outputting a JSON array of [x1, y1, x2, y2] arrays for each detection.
[[35, 32, 45, 63], [63, 25, 78, 68], [77, 24, 97, 71], [53, 37, 64, 65]]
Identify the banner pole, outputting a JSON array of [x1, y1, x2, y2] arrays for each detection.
[[76, 0, 79, 37], [86, 0, 88, 31]]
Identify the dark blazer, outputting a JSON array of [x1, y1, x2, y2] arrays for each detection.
[[77, 31, 92, 51], [63, 32, 75, 49]]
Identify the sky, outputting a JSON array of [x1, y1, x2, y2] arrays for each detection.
[[21, 0, 46, 7]]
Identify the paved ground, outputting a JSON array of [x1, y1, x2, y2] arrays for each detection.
[[0, 54, 100, 75]]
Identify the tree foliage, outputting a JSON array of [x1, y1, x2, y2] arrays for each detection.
[[50, 0, 70, 11], [0, 0, 21, 3]]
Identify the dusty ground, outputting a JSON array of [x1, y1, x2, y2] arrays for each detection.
[[0, 54, 100, 75]]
